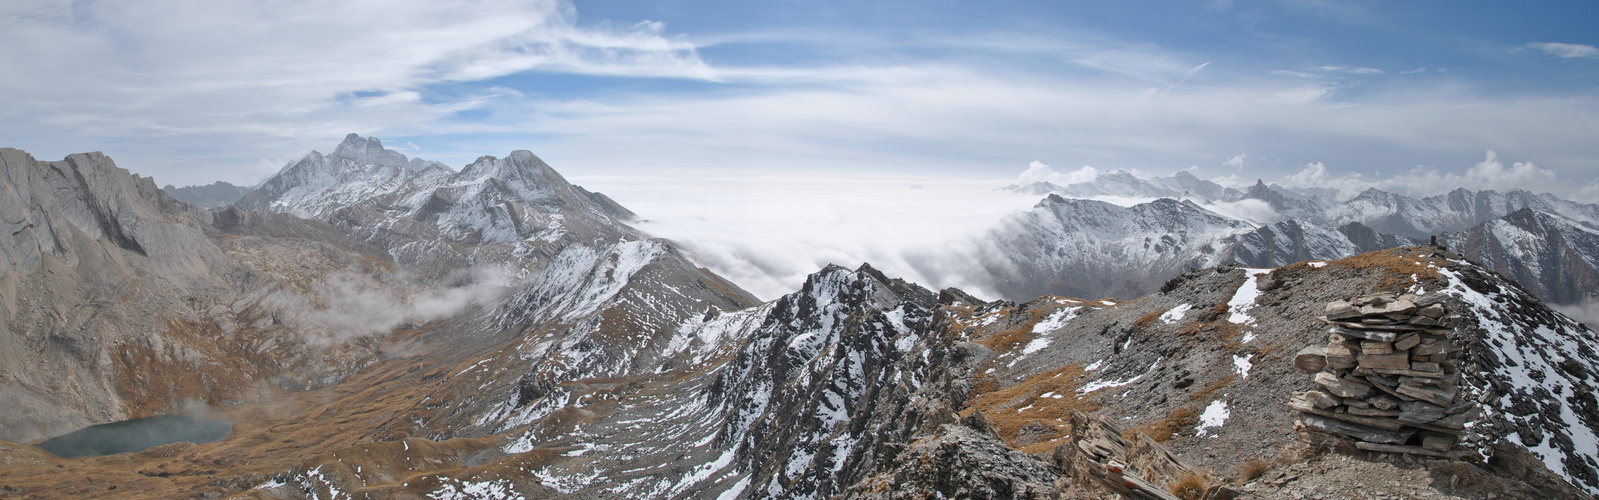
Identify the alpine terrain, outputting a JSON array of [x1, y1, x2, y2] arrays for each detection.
[[986, 170, 1599, 310], [1, 137, 1596, 499]]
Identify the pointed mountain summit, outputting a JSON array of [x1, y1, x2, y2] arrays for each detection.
[[237, 134, 640, 282]]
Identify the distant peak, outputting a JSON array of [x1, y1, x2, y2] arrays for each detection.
[[329, 133, 409, 169]]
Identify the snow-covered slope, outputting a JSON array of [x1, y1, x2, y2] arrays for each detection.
[[238, 134, 639, 282], [1442, 208, 1599, 305], [982, 195, 1255, 300], [989, 174, 1599, 307]]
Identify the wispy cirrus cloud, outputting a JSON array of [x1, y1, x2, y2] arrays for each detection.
[[1529, 42, 1599, 59]]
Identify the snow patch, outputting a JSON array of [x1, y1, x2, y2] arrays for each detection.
[[1160, 303, 1192, 324], [1233, 355, 1253, 379], [1195, 400, 1230, 437], [1226, 268, 1273, 325], [1032, 307, 1082, 333]]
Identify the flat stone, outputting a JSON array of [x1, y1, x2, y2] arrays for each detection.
[[1325, 301, 1360, 320], [1362, 317, 1394, 325], [1387, 299, 1417, 315], [1297, 413, 1412, 443], [1294, 346, 1327, 373], [1329, 326, 1398, 342], [1315, 372, 1374, 399], [1418, 304, 1446, 318], [1434, 407, 1481, 429], [1369, 395, 1401, 411], [1360, 353, 1411, 371], [1399, 400, 1448, 424], [1353, 294, 1395, 307], [1411, 338, 1455, 356], [1397, 383, 1457, 407], [1408, 315, 1440, 327], [1422, 434, 1456, 451], [1293, 391, 1342, 410], [1330, 321, 1421, 333], [1361, 341, 1394, 355], [1393, 333, 1421, 351], [1354, 441, 1467, 459], [1411, 362, 1442, 372], [1349, 406, 1402, 417]]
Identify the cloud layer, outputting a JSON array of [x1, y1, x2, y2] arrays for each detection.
[[2, 0, 1597, 196]]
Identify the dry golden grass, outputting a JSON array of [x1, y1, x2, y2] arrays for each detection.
[[961, 364, 1097, 454], [1134, 405, 1201, 443], [1135, 310, 1164, 330], [1239, 458, 1271, 481], [973, 306, 1050, 354], [1188, 375, 1236, 402], [1169, 473, 1209, 500], [1332, 247, 1445, 293]]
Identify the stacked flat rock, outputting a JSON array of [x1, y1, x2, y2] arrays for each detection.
[[1288, 293, 1479, 457]]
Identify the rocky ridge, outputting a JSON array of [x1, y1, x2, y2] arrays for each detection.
[[237, 133, 639, 284], [2, 142, 1597, 499], [994, 170, 1599, 308]]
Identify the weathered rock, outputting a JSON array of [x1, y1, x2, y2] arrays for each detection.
[[1361, 341, 1394, 355], [1396, 383, 1457, 407], [1411, 339, 1455, 356], [1315, 372, 1374, 399], [1398, 400, 1448, 424], [1408, 315, 1441, 326], [1297, 414, 1414, 444], [1422, 433, 1457, 451], [1393, 333, 1421, 351], [1293, 345, 1328, 373], [1369, 395, 1401, 411], [1359, 353, 1411, 371], [1326, 301, 1360, 320], [1349, 406, 1401, 417], [1329, 326, 1398, 342], [1411, 361, 1442, 372]]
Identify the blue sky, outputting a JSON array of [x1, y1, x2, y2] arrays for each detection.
[[2, 0, 1596, 195]]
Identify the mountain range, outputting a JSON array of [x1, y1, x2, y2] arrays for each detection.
[[4, 136, 1596, 498], [986, 171, 1599, 307]]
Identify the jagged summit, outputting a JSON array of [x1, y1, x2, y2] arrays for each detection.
[[235, 134, 640, 282]]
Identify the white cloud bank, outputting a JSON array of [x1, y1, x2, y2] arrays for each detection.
[[1275, 150, 1573, 201], [574, 172, 1041, 301]]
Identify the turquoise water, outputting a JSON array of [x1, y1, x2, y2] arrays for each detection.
[[39, 414, 232, 458]]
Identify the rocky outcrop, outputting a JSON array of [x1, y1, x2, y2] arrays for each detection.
[[0, 148, 230, 442]]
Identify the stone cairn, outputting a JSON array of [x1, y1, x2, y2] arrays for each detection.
[[1288, 293, 1480, 457]]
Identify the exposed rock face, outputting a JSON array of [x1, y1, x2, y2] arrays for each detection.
[[1442, 208, 1599, 305], [0, 148, 235, 442]]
